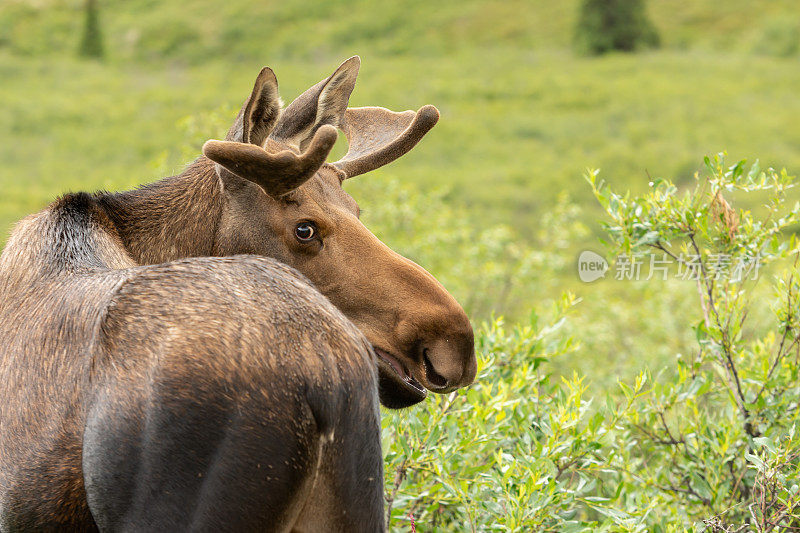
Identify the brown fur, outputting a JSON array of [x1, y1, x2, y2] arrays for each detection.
[[0, 57, 475, 530]]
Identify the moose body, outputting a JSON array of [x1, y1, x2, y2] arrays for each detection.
[[0, 57, 475, 531], [0, 202, 381, 530]]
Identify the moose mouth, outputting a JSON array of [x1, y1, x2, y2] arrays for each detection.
[[373, 346, 427, 409]]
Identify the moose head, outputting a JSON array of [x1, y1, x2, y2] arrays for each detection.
[[202, 57, 476, 408]]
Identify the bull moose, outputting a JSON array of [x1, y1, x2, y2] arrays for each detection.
[[0, 57, 476, 531]]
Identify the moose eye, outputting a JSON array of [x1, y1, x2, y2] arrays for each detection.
[[294, 222, 316, 242]]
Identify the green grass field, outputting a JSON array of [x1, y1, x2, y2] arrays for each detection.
[[4, 49, 800, 235], [2, 0, 800, 243]]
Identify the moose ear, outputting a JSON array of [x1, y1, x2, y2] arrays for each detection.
[[270, 56, 360, 151], [225, 67, 282, 146]]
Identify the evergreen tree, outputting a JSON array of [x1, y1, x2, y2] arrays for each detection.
[[574, 0, 660, 55], [78, 0, 104, 59]]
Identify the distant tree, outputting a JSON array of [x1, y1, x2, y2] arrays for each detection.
[[78, 0, 104, 59], [574, 0, 660, 55]]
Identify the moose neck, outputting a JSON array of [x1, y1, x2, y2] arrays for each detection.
[[98, 158, 223, 266]]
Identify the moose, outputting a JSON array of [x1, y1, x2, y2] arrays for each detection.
[[0, 57, 475, 531]]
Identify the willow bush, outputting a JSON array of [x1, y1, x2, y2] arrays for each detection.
[[382, 298, 646, 531], [588, 155, 800, 529], [386, 155, 800, 531]]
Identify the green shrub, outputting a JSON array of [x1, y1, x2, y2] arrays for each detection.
[[589, 154, 800, 528], [384, 155, 800, 531], [753, 17, 800, 58], [574, 0, 660, 55], [382, 298, 642, 531]]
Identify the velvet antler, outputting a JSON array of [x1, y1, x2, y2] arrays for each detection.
[[202, 125, 338, 198], [206, 57, 439, 196], [331, 105, 439, 179], [270, 56, 439, 179]]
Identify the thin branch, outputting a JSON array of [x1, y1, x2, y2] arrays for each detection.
[[755, 254, 799, 405], [690, 235, 754, 435]]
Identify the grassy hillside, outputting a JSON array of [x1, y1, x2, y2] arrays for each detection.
[[3, 49, 800, 238], [3, 0, 799, 233], [3, 0, 799, 60]]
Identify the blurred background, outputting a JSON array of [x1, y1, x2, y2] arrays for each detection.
[[1, 0, 798, 386]]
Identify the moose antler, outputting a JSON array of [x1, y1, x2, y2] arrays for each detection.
[[202, 125, 338, 198], [270, 56, 439, 179], [331, 105, 439, 179], [205, 57, 439, 197]]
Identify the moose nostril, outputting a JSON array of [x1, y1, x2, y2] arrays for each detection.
[[422, 349, 449, 389]]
